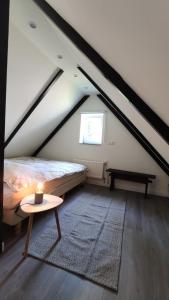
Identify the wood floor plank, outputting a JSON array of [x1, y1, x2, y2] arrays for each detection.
[[0, 184, 169, 300]]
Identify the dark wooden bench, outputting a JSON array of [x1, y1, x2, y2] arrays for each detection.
[[106, 168, 156, 198]]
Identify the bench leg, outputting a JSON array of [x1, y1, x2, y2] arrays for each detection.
[[110, 176, 115, 191], [145, 182, 149, 199]]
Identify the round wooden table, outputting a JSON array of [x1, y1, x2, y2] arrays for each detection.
[[20, 194, 63, 258]]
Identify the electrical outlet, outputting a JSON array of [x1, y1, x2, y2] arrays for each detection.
[[108, 141, 115, 145]]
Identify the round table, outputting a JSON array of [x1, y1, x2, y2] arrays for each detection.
[[20, 194, 63, 257]]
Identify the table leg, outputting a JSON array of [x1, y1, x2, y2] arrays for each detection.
[[23, 214, 34, 257], [54, 208, 61, 240]]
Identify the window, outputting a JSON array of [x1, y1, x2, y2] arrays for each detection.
[[79, 113, 104, 144]]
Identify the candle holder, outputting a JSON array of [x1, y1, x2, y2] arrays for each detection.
[[35, 192, 43, 204], [35, 182, 44, 204]]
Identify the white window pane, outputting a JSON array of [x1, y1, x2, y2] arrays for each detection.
[[79, 113, 104, 144]]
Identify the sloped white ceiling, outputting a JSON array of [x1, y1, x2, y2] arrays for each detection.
[[6, 0, 96, 157], [42, 0, 169, 163], [6, 71, 83, 157], [10, 0, 97, 94], [6, 22, 56, 138], [46, 0, 169, 126], [6, 0, 169, 164]]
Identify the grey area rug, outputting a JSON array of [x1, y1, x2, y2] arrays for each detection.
[[29, 188, 126, 291]]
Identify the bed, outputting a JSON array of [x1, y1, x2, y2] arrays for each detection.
[[3, 157, 87, 225]]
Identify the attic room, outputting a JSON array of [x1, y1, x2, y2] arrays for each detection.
[[0, 0, 169, 299]]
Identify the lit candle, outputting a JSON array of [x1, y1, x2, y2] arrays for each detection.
[[35, 182, 44, 204], [36, 182, 43, 193]]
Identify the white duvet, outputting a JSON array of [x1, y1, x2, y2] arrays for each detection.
[[4, 157, 87, 192]]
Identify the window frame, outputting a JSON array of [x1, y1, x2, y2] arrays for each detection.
[[79, 111, 105, 145]]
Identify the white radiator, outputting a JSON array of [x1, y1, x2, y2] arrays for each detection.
[[74, 159, 107, 179]]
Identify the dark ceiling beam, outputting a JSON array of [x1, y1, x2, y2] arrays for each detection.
[[34, 0, 169, 145], [0, 0, 10, 253], [78, 67, 169, 175], [4, 69, 63, 148], [33, 94, 90, 156]]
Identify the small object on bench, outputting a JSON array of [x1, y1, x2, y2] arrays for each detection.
[[106, 169, 156, 198]]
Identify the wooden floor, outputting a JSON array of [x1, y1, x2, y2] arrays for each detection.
[[0, 184, 169, 300]]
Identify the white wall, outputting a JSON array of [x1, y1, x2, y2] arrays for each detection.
[[39, 96, 169, 197]]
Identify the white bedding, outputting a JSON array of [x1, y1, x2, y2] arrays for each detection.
[[4, 157, 87, 192]]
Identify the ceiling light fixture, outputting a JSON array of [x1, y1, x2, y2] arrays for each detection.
[[29, 21, 37, 29], [57, 54, 63, 59]]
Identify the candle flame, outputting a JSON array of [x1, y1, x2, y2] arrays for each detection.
[[36, 182, 43, 193]]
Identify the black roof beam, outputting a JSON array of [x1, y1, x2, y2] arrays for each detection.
[[0, 0, 10, 253], [78, 67, 169, 176], [4, 69, 63, 148], [33, 95, 90, 156], [34, 0, 169, 144]]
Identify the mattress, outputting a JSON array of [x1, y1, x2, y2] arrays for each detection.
[[4, 157, 87, 192]]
